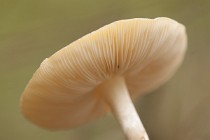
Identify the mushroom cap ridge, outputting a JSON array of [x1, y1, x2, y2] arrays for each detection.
[[20, 17, 187, 130]]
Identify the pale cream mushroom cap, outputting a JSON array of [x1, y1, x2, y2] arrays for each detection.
[[20, 17, 187, 130]]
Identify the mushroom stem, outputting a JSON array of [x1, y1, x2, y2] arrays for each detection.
[[101, 76, 149, 140]]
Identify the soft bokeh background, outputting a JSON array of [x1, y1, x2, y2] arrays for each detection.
[[1, 0, 210, 140]]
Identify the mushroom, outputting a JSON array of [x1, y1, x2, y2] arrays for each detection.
[[20, 17, 187, 140]]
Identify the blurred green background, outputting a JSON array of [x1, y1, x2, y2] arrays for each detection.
[[1, 0, 210, 140]]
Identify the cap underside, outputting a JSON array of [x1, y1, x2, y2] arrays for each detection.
[[21, 17, 187, 129]]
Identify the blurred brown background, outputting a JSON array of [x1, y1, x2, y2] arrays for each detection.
[[0, 0, 210, 140]]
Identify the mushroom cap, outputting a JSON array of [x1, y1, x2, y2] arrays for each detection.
[[20, 17, 187, 130]]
